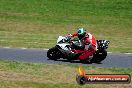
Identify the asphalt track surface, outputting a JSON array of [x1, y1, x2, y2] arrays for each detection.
[[0, 48, 132, 68]]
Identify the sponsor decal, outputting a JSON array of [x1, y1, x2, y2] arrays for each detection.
[[76, 66, 131, 85]]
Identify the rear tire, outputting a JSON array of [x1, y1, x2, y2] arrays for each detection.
[[47, 47, 61, 60], [91, 50, 107, 63]]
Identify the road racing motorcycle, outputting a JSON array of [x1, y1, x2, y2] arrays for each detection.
[[47, 36, 110, 63]]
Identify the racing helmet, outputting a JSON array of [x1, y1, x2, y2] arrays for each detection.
[[77, 28, 86, 39]]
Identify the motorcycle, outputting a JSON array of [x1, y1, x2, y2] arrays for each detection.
[[47, 36, 110, 63]]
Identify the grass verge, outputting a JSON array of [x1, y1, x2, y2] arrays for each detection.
[[0, 0, 132, 52], [0, 60, 131, 88]]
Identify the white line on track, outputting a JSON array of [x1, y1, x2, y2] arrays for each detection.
[[3, 47, 10, 49], [43, 49, 49, 50], [21, 48, 27, 50], [124, 53, 132, 55], [108, 52, 112, 53]]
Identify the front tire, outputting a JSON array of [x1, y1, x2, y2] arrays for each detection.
[[47, 47, 61, 60]]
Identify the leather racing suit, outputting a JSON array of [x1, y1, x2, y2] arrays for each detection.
[[68, 32, 97, 59]]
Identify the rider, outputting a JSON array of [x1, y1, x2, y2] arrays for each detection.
[[68, 28, 97, 60]]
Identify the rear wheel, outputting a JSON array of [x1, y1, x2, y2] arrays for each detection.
[[91, 50, 107, 63], [47, 47, 61, 60]]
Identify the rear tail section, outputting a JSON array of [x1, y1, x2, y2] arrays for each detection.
[[97, 40, 110, 50]]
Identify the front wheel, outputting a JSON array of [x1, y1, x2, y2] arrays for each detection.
[[47, 47, 61, 60]]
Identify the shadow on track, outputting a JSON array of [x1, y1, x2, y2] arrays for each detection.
[[48, 59, 102, 64]]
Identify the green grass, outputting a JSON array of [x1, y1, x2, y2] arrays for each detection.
[[0, 60, 132, 88], [0, 0, 132, 52]]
